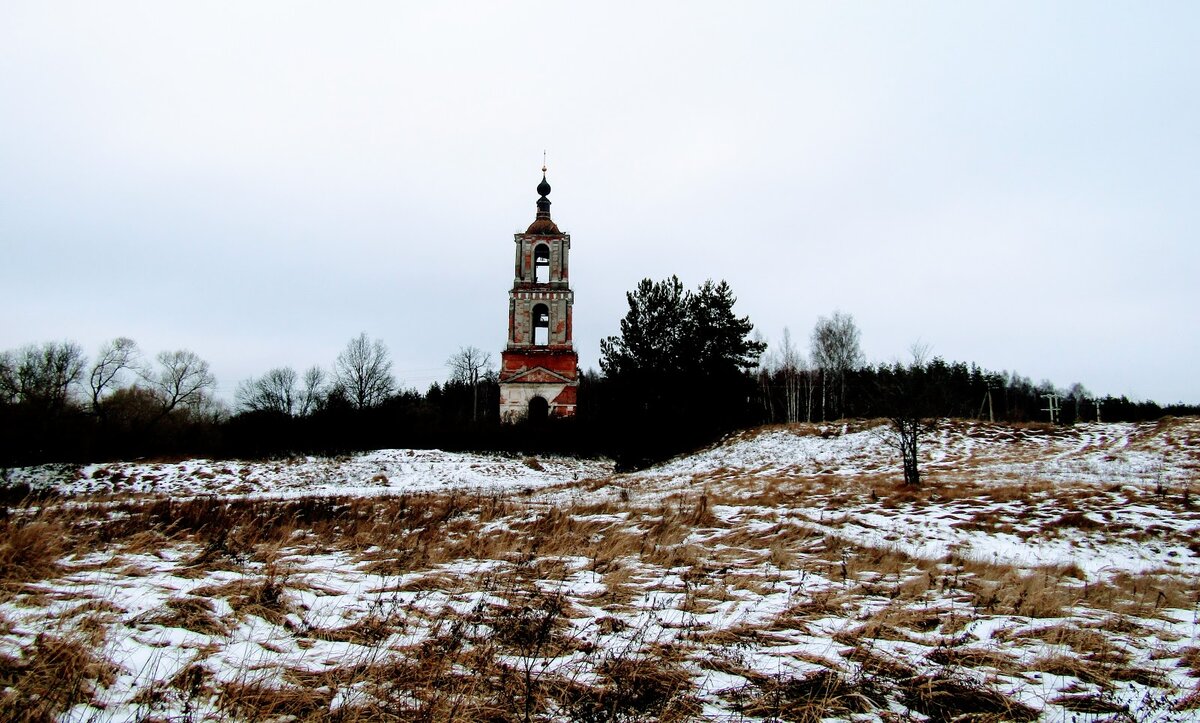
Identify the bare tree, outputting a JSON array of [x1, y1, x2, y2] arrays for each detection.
[[89, 337, 140, 416], [235, 366, 298, 415], [334, 332, 395, 409], [880, 343, 941, 486], [145, 349, 216, 416], [0, 341, 86, 412], [297, 365, 327, 416], [892, 407, 932, 486], [447, 346, 494, 422], [810, 311, 864, 420]]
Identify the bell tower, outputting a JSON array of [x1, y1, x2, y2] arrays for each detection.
[[499, 167, 579, 422]]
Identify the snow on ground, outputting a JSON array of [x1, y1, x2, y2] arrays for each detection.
[[2, 418, 1198, 721], [614, 419, 1200, 578], [9, 447, 614, 499]]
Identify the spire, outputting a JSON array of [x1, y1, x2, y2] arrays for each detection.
[[536, 164, 552, 218], [525, 162, 560, 234]]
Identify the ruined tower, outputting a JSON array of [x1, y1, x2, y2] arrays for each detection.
[[498, 168, 579, 423]]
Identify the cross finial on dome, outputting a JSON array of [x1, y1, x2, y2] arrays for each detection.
[[536, 160, 552, 215], [526, 159, 559, 233]]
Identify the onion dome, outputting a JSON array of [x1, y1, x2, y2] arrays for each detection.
[[525, 166, 561, 234]]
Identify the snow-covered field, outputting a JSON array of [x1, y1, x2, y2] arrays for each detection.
[[9, 448, 614, 500], [2, 418, 1198, 721]]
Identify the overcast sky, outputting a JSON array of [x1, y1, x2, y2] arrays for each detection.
[[2, 2, 1198, 405]]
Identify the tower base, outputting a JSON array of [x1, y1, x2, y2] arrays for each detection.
[[499, 349, 578, 423]]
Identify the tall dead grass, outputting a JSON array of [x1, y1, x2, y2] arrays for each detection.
[[723, 668, 884, 722], [0, 634, 120, 720], [0, 518, 65, 590]]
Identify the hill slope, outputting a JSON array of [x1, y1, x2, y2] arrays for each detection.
[[2, 418, 1198, 720]]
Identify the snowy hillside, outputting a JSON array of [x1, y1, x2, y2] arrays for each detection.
[[617, 420, 1200, 577], [1, 418, 1198, 721], [10, 447, 613, 499]]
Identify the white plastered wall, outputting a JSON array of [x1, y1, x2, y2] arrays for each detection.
[[499, 382, 568, 423]]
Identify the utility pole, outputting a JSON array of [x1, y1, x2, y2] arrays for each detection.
[[978, 386, 995, 423], [1041, 393, 1060, 425]]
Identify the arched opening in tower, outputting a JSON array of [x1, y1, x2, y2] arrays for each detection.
[[528, 396, 549, 423], [532, 303, 549, 346], [534, 244, 550, 284]]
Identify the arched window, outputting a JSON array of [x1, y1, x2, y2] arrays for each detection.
[[532, 303, 549, 346], [534, 244, 550, 284], [528, 396, 549, 423]]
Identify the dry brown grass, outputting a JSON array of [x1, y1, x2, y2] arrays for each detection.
[[587, 527, 643, 572], [768, 587, 852, 628], [901, 671, 1040, 722], [712, 520, 817, 551], [1049, 692, 1130, 714], [844, 543, 927, 586], [474, 592, 582, 658], [94, 492, 526, 563], [848, 637, 1052, 719], [926, 646, 1021, 674], [307, 613, 404, 644], [1177, 646, 1200, 676], [842, 644, 920, 680], [1030, 653, 1112, 685], [190, 574, 295, 626], [1175, 684, 1200, 712], [721, 572, 778, 596], [0, 634, 120, 721], [559, 654, 700, 723], [995, 623, 1123, 659], [136, 596, 229, 636], [837, 604, 951, 647], [1044, 510, 1105, 532], [231, 617, 705, 722], [834, 621, 920, 646], [1086, 614, 1153, 636], [723, 668, 884, 722], [693, 625, 800, 648], [1079, 570, 1200, 616], [594, 561, 639, 606], [217, 679, 333, 720], [979, 480, 1054, 503], [956, 558, 1085, 618], [0, 518, 66, 590]]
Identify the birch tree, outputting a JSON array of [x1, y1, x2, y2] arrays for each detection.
[[810, 311, 863, 420]]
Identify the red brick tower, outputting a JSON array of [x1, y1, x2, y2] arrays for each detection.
[[499, 167, 579, 422]]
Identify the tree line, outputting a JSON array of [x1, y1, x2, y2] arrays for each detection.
[[3, 277, 1197, 469]]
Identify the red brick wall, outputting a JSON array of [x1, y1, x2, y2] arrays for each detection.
[[500, 350, 579, 381]]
